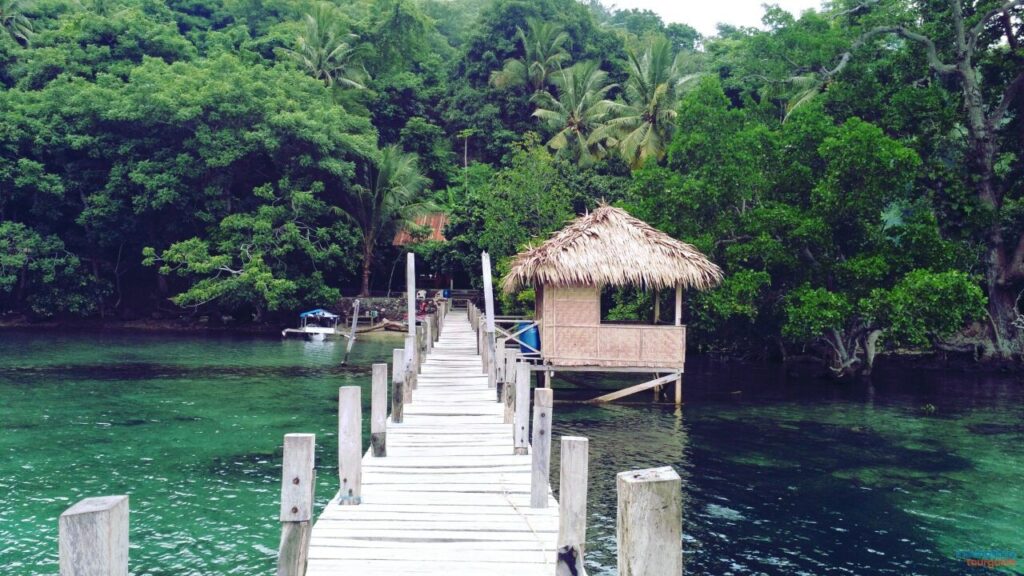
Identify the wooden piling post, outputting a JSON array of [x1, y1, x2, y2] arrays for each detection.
[[338, 386, 362, 505], [404, 334, 416, 397], [391, 349, 404, 424], [530, 387, 553, 508], [503, 354, 515, 423], [341, 299, 359, 366], [674, 373, 682, 405], [59, 495, 129, 576], [514, 361, 530, 455], [425, 316, 433, 355], [371, 363, 387, 457], [276, 433, 314, 576], [494, 341, 505, 389], [556, 436, 589, 575], [616, 466, 682, 576]]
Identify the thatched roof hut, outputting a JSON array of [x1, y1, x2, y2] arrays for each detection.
[[502, 205, 722, 293]]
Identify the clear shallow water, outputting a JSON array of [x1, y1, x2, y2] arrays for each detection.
[[552, 361, 1024, 575], [1, 332, 1022, 575], [0, 330, 395, 575]]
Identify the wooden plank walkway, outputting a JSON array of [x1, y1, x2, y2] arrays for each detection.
[[307, 310, 558, 576]]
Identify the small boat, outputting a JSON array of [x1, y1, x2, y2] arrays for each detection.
[[282, 309, 340, 340]]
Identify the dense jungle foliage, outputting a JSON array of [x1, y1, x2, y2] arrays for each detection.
[[1, 0, 1022, 374]]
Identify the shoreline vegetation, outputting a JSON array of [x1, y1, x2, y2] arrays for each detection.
[[1, 0, 1022, 376]]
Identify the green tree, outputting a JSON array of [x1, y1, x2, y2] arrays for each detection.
[[143, 182, 357, 317], [489, 17, 570, 93], [599, 37, 694, 168], [282, 3, 367, 88], [785, 0, 1024, 360], [531, 60, 618, 164], [344, 145, 430, 296], [0, 0, 33, 45]]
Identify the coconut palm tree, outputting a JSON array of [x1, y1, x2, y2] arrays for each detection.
[[1, 0, 33, 46], [346, 145, 430, 296], [284, 3, 367, 89], [531, 61, 619, 165], [598, 37, 697, 168], [489, 18, 570, 94]]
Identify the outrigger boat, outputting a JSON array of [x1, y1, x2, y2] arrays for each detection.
[[282, 309, 340, 341]]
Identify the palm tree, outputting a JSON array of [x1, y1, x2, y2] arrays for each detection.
[[1, 0, 33, 46], [284, 3, 367, 89], [489, 18, 570, 94], [531, 61, 619, 165], [598, 37, 696, 168], [346, 145, 430, 296]]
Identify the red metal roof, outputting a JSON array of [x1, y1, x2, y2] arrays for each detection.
[[393, 212, 449, 245]]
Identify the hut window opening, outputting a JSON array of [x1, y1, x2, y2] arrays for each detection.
[[599, 286, 654, 324]]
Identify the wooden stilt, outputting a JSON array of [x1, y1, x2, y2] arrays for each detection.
[[276, 433, 314, 576]]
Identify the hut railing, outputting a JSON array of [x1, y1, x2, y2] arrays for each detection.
[[493, 318, 541, 357]]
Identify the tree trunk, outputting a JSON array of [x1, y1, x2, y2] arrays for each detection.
[[862, 329, 883, 376], [360, 242, 373, 297]]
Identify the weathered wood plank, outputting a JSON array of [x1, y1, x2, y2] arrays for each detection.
[[59, 495, 129, 576], [338, 387, 362, 505], [616, 466, 682, 576], [556, 436, 588, 576], [530, 388, 553, 508], [308, 309, 560, 575]]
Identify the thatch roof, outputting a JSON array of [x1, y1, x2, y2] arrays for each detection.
[[502, 205, 723, 293]]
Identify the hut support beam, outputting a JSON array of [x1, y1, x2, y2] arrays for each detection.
[[588, 372, 680, 404], [674, 285, 682, 326]]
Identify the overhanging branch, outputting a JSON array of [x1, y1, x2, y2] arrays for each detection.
[[967, 0, 1024, 55], [824, 26, 958, 80]]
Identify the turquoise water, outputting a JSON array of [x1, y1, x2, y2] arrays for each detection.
[[1, 331, 1022, 574], [0, 330, 395, 575]]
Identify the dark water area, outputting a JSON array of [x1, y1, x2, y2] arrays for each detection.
[[553, 358, 1024, 575], [1, 331, 1022, 575]]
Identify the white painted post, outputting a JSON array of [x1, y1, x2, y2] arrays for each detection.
[[616, 466, 682, 576], [514, 361, 530, 455], [407, 253, 416, 340], [530, 387, 553, 508], [674, 284, 682, 326], [391, 349, 404, 424], [481, 252, 497, 388], [338, 386, 362, 505], [342, 299, 359, 365], [556, 437, 589, 575], [653, 288, 660, 324], [371, 363, 387, 457], [59, 495, 129, 576], [276, 433, 314, 576]]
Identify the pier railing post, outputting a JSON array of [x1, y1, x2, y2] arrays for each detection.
[[514, 360, 530, 455], [404, 334, 416, 398], [616, 466, 682, 576], [425, 316, 433, 355], [277, 433, 314, 576], [503, 352, 516, 423], [338, 386, 362, 505], [557, 436, 589, 575], [530, 388, 553, 508], [59, 495, 129, 576], [371, 363, 387, 457], [391, 349, 404, 424]]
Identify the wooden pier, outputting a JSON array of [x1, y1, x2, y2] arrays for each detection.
[[306, 309, 559, 575], [54, 257, 685, 576]]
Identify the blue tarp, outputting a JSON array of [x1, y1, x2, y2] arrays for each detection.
[[299, 308, 339, 319]]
